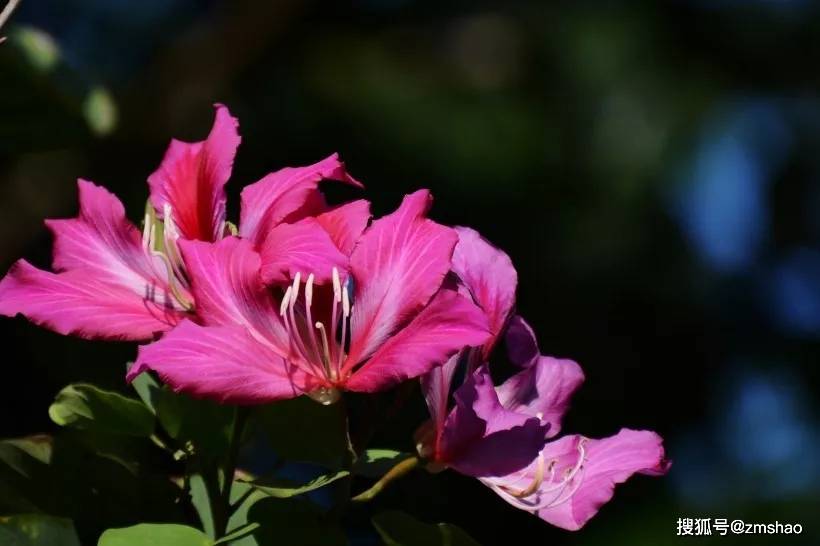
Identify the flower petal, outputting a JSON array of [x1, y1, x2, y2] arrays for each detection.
[[496, 356, 584, 438], [347, 190, 458, 364], [439, 366, 549, 477], [258, 218, 349, 285], [178, 237, 288, 350], [420, 352, 461, 442], [148, 104, 240, 242], [452, 227, 517, 358], [129, 320, 312, 404], [0, 260, 181, 340], [486, 429, 669, 531], [46, 179, 177, 300], [344, 288, 490, 393], [541, 430, 669, 530], [239, 153, 361, 246], [315, 199, 371, 255], [505, 314, 540, 367]]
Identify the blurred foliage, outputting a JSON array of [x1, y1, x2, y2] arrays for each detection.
[[1, 0, 820, 545]]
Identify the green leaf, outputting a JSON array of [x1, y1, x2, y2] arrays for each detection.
[[129, 367, 160, 415], [245, 470, 350, 498], [0, 436, 55, 513], [154, 388, 233, 458], [83, 87, 118, 136], [213, 522, 260, 545], [0, 514, 81, 546], [372, 511, 481, 546], [246, 498, 347, 546], [353, 449, 414, 478], [98, 524, 211, 546], [188, 474, 215, 539], [256, 396, 345, 468], [48, 384, 155, 437]]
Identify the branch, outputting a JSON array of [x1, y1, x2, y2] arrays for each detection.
[[0, 0, 21, 44]]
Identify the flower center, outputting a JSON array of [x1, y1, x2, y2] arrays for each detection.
[[279, 267, 352, 403], [484, 438, 587, 511], [142, 204, 193, 311]]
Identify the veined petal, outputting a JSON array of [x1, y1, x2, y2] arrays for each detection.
[[239, 153, 362, 246], [344, 288, 490, 392], [439, 366, 549, 477], [46, 179, 177, 300], [420, 352, 461, 445], [315, 199, 371, 255], [347, 190, 458, 365], [258, 218, 349, 285], [148, 104, 240, 241], [488, 429, 669, 531], [452, 227, 517, 358], [505, 314, 539, 367], [0, 260, 182, 340], [129, 320, 313, 404], [496, 356, 584, 438], [178, 237, 288, 351]]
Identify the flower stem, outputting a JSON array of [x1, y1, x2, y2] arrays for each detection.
[[216, 406, 249, 538], [351, 455, 420, 502]]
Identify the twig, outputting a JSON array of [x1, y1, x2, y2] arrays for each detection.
[[0, 0, 21, 44]]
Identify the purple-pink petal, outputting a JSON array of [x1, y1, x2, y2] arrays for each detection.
[[239, 153, 361, 246], [439, 366, 549, 477], [315, 199, 372, 256], [0, 179, 187, 340], [496, 355, 584, 438], [258, 218, 349, 285], [0, 260, 181, 340], [148, 104, 240, 242], [129, 320, 313, 404], [347, 190, 458, 365], [344, 288, 490, 393], [505, 314, 539, 367], [485, 429, 669, 531], [451, 227, 518, 359]]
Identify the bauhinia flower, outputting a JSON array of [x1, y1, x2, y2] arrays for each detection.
[[0, 103, 362, 341], [127, 190, 491, 404], [417, 227, 669, 530]]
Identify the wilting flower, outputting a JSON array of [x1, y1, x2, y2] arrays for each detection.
[[128, 190, 491, 404], [418, 227, 669, 530], [0, 104, 360, 341]]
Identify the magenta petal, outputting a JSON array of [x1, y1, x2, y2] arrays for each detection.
[[129, 320, 312, 404], [258, 218, 349, 285], [420, 353, 461, 440], [537, 429, 669, 530], [148, 104, 240, 242], [344, 288, 490, 393], [496, 356, 584, 438], [440, 366, 549, 477], [239, 153, 362, 246], [178, 237, 289, 350], [505, 314, 539, 367], [452, 227, 518, 358], [0, 260, 181, 340], [47, 180, 177, 298], [315, 199, 372, 255], [347, 190, 458, 364]]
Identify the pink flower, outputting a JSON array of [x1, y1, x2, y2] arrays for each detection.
[[418, 227, 669, 530], [0, 104, 361, 341], [127, 190, 491, 404]]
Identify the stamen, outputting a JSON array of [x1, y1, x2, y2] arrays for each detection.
[[315, 322, 334, 379], [142, 210, 152, 251], [280, 286, 292, 317], [330, 267, 341, 365], [303, 273, 323, 371]]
